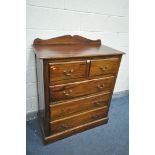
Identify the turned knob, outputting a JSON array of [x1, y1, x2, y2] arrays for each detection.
[[63, 89, 72, 96], [63, 69, 74, 76], [100, 66, 108, 71], [97, 84, 105, 90], [50, 66, 56, 70]]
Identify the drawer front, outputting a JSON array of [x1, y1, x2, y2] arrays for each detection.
[[50, 92, 111, 121], [90, 58, 120, 77], [49, 76, 115, 102], [49, 61, 86, 82], [50, 107, 108, 133]]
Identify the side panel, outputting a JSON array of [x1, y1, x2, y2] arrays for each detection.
[[36, 57, 50, 137]]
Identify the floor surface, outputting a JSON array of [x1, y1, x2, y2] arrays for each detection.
[[26, 95, 129, 155]]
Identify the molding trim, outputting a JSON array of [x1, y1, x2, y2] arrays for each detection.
[[33, 35, 101, 45], [26, 90, 129, 121]]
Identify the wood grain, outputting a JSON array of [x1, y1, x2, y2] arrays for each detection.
[[33, 35, 101, 45], [33, 44, 124, 59], [33, 35, 124, 59], [33, 35, 124, 144], [90, 58, 120, 77], [49, 61, 86, 82], [50, 92, 111, 121], [50, 107, 108, 133], [44, 117, 108, 144], [49, 76, 115, 102]]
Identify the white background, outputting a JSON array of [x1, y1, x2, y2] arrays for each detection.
[[26, 0, 129, 114], [0, 0, 155, 155]]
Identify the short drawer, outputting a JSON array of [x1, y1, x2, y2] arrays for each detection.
[[49, 61, 86, 82], [90, 58, 120, 77], [50, 107, 108, 133], [49, 76, 115, 102], [50, 92, 111, 121]]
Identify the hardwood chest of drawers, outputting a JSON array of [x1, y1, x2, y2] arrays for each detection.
[[33, 35, 124, 144]]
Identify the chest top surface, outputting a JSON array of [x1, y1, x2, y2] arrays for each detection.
[[33, 35, 124, 59]]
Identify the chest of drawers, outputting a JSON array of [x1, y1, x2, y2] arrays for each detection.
[[33, 35, 124, 144]]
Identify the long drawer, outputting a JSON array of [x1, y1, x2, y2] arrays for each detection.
[[49, 76, 115, 102], [50, 92, 111, 121], [46, 118, 108, 143], [50, 107, 108, 133]]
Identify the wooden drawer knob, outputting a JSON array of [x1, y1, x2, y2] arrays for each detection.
[[100, 66, 108, 71], [50, 66, 56, 70], [63, 91, 69, 96], [63, 69, 74, 76], [63, 89, 72, 96], [97, 84, 105, 90]]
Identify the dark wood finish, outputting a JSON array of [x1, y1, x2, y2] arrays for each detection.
[[50, 92, 111, 121], [33, 45, 124, 59], [33, 35, 124, 59], [90, 58, 120, 77], [35, 57, 50, 136], [34, 35, 101, 45], [49, 76, 115, 102], [33, 35, 124, 144], [50, 107, 108, 133], [45, 117, 108, 144], [49, 61, 86, 82]]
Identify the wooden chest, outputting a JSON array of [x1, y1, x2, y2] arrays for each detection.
[[33, 35, 124, 144]]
